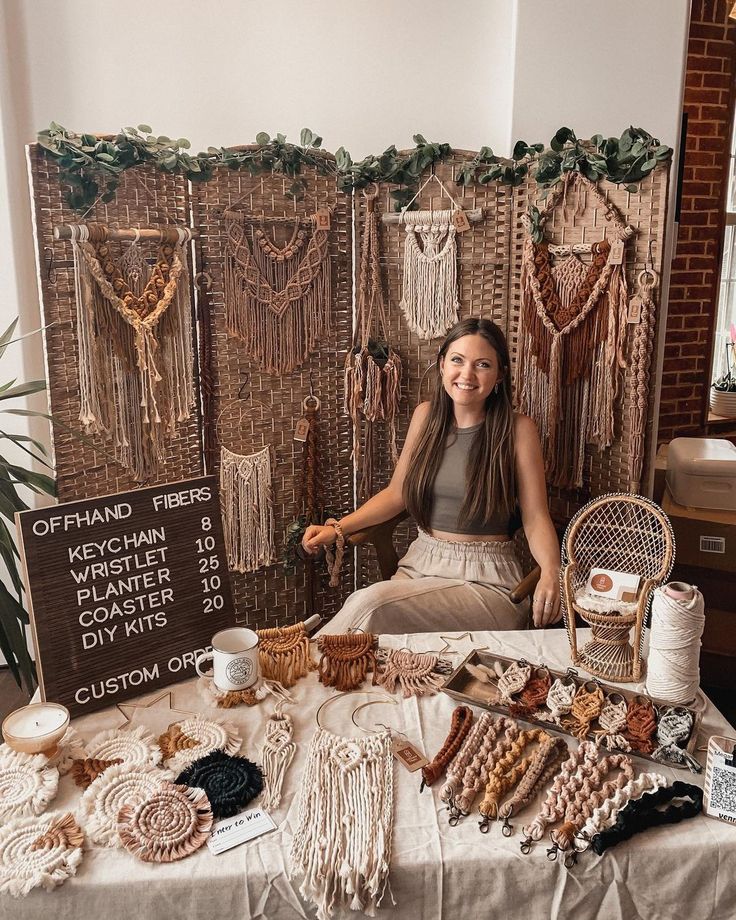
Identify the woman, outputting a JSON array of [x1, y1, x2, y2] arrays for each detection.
[[303, 317, 561, 634]]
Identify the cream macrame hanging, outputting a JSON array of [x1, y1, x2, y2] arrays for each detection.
[[224, 209, 331, 375], [70, 224, 195, 481], [344, 189, 402, 500], [518, 173, 635, 489], [220, 444, 276, 573]]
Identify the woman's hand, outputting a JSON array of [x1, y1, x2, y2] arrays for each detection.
[[301, 524, 337, 556], [531, 570, 561, 628]]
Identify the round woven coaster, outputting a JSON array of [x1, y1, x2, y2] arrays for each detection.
[[47, 726, 87, 776], [158, 718, 242, 772], [118, 781, 213, 862], [0, 749, 59, 821], [80, 763, 173, 847], [196, 675, 268, 709], [175, 750, 263, 819], [71, 726, 162, 788], [0, 812, 84, 898]]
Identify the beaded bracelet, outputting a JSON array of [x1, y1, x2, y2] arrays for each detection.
[[651, 707, 701, 774], [570, 680, 605, 741], [451, 718, 520, 820], [497, 736, 569, 836], [590, 781, 703, 855], [421, 706, 474, 791], [478, 728, 549, 827], [578, 771, 668, 843], [596, 693, 631, 752], [626, 695, 657, 754], [439, 711, 496, 805]]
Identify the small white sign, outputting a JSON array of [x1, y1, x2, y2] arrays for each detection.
[[586, 567, 641, 602], [207, 807, 277, 855]]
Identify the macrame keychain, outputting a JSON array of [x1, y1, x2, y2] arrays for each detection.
[[317, 632, 377, 691], [420, 705, 474, 791], [496, 736, 569, 837], [450, 717, 519, 821], [373, 647, 453, 698], [257, 620, 317, 687], [478, 728, 550, 827], [498, 659, 532, 704], [439, 711, 497, 806], [542, 672, 578, 725], [626, 695, 657, 754], [344, 187, 402, 501], [596, 692, 631, 752], [294, 391, 327, 611], [627, 252, 659, 491], [509, 666, 551, 719], [570, 679, 605, 740], [260, 702, 296, 810], [651, 707, 701, 773]]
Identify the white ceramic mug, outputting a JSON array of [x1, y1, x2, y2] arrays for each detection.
[[195, 627, 260, 691]]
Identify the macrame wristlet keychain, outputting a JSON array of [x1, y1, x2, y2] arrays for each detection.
[[579, 771, 668, 845], [257, 620, 317, 687], [421, 706, 474, 791], [651, 707, 701, 773], [374, 647, 453, 698], [440, 711, 496, 806], [317, 632, 377, 691], [450, 718, 519, 821], [626, 695, 657, 754], [478, 728, 549, 828], [323, 518, 346, 588], [497, 736, 569, 836]]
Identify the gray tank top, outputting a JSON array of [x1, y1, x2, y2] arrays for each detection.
[[429, 423, 513, 536]]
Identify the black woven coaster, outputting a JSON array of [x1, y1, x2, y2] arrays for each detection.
[[175, 750, 263, 819]]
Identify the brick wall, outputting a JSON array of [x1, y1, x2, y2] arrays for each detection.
[[657, 0, 736, 444]]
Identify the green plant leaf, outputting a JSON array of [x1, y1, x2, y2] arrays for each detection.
[[137, 124, 152, 133], [0, 380, 46, 402], [0, 580, 36, 692], [0, 318, 19, 362], [300, 128, 314, 147], [6, 465, 56, 496]]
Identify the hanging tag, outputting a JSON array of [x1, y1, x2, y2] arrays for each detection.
[[609, 239, 625, 265], [704, 735, 736, 824], [294, 417, 310, 442], [391, 735, 429, 772], [627, 295, 643, 324], [452, 209, 471, 233], [315, 209, 331, 231]]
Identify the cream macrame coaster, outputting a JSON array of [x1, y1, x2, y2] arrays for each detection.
[[0, 749, 59, 820], [196, 675, 291, 709], [0, 812, 84, 898], [118, 781, 213, 862], [80, 763, 173, 847], [46, 726, 87, 776], [72, 725, 162, 785], [158, 717, 242, 772]]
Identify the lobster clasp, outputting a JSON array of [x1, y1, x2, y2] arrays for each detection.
[[564, 849, 578, 869], [520, 835, 533, 855], [501, 815, 513, 837], [546, 843, 559, 862], [478, 815, 492, 834]]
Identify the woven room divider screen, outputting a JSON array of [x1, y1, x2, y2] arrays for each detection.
[[27, 143, 670, 628]]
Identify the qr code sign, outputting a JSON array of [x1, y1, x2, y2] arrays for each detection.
[[706, 744, 736, 824]]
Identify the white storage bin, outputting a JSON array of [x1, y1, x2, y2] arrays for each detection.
[[666, 437, 736, 512]]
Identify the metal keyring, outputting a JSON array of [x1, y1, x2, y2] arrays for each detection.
[[303, 395, 321, 412]]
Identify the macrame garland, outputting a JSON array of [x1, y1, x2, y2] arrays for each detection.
[[71, 224, 195, 480], [118, 781, 213, 863], [0, 749, 59, 820], [80, 764, 173, 847], [290, 726, 394, 920], [399, 209, 460, 339], [220, 444, 276, 573], [421, 705, 474, 790], [257, 620, 317, 687], [317, 633, 377, 691], [260, 703, 296, 810], [373, 647, 452, 698], [71, 725, 162, 788], [175, 750, 263, 820], [0, 812, 84, 898], [157, 717, 242, 772], [224, 211, 331, 375]]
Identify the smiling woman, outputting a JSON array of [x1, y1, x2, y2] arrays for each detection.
[[305, 317, 562, 634]]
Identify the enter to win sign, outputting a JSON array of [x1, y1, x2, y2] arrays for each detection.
[[16, 475, 235, 717]]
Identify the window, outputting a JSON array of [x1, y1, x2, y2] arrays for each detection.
[[712, 117, 736, 390]]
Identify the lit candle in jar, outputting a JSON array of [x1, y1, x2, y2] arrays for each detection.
[[2, 702, 70, 755]]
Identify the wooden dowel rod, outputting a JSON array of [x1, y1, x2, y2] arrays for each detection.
[[53, 226, 198, 241], [303, 614, 322, 634], [381, 207, 484, 224]]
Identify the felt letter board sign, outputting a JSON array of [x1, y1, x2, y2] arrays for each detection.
[[16, 476, 235, 717]]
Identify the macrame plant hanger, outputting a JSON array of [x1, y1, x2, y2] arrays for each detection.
[[223, 178, 332, 375], [345, 186, 402, 501], [518, 172, 635, 489]]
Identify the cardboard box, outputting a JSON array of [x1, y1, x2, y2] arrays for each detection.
[[663, 488, 736, 573]]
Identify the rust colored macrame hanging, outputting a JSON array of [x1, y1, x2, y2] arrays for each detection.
[[518, 173, 634, 489], [71, 224, 195, 480], [224, 211, 331, 375], [344, 189, 402, 501]]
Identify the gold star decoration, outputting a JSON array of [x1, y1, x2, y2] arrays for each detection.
[[114, 690, 197, 733], [437, 632, 489, 657]]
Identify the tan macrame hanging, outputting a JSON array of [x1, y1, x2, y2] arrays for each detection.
[[220, 444, 276, 573], [224, 210, 331, 375], [71, 224, 195, 480], [518, 173, 634, 489], [344, 189, 402, 500], [400, 208, 460, 340]]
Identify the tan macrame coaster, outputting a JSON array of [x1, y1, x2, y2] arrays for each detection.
[[0, 749, 59, 820], [220, 444, 276, 573], [80, 763, 173, 847], [196, 675, 272, 709], [0, 812, 83, 898], [373, 647, 452, 698], [257, 621, 317, 687], [118, 781, 213, 863], [158, 718, 242, 772], [71, 725, 162, 788], [70, 757, 124, 790], [317, 633, 377, 691]]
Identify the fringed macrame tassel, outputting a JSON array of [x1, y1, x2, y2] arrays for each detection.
[[220, 445, 276, 573], [257, 621, 317, 687]]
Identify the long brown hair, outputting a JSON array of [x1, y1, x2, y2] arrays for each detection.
[[403, 318, 516, 531]]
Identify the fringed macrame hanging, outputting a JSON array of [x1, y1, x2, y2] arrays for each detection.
[[399, 208, 460, 340], [224, 210, 331, 375], [70, 224, 195, 480], [344, 190, 402, 500], [518, 173, 635, 489], [220, 444, 276, 573]]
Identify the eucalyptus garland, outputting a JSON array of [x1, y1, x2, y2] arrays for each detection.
[[37, 122, 672, 213]]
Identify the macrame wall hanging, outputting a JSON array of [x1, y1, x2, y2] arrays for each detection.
[[224, 207, 332, 375], [317, 632, 377, 691], [257, 621, 316, 687], [518, 173, 635, 489], [344, 189, 402, 500], [68, 224, 196, 480]]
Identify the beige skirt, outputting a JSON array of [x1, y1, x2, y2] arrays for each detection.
[[320, 530, 530, 636]]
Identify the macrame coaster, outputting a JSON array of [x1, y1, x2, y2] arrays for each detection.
[[0, 749, 59, 820], [224, 211, 331, 375], [220, 444, 276, 573], [72, 725, 162, 787], [71, 224, 195, 480], [399, 209, 460, 339], [260, 703, 296, 810], [80, 763, 173, 847], [196, 675, 272, 709], [175, 750, 263, 820], [317, 633, 377, 691], [45, 727, 87, 776], [518, 174, 633, 488], [290, 727, 394, 920], [158, 717, 242, 772], [117, 781, 213, 862], [373, 647, 452, 698], [421, 705, 474, 790], [0, 812, 83, 898], [257, 621, 317, 687]]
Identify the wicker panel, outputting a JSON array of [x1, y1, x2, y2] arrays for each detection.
[[189, 155, 354, 629], [27, 145, 203, 501]]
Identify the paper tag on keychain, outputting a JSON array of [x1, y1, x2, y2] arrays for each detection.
[[452, 209, 471, 233], [315, 208, 331, 231], [609, 239, 625, 265], [391, 735, 429, 772], [294, 417, 310, 442], [628, 295, 643, 324]]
